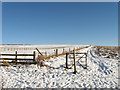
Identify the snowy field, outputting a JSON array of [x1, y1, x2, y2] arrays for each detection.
[[0, 45, 119, 88]]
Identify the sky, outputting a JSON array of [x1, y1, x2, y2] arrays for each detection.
[[2, 2, 118, 46], [0, 1, 2, 44]]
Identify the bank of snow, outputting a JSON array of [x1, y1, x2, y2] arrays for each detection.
[[0, 46, 118, 88]]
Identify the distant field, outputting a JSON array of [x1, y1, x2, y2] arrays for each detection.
[[0, 45, 89, 52]]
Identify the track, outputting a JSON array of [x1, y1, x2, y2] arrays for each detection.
[[88, 47, 118, 77]]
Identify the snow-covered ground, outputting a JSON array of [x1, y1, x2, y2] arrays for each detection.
[[0, 45, 88, 61], [0, 46, 119, 88]]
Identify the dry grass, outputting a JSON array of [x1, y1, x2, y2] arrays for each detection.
[[94, 45, 119, 59], [2, 61, 10, 66], [26, 62, 30, 65], [0, 56, 10, 66], [94, 46, 119, 52]]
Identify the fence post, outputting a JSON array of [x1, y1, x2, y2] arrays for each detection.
[[73, 50, 77, 74], [63, 48, 65, 53], [74, 48, 75, 50], [56, 49, 58, 57], [66, 53, 68, 69], [45, 52, 47, 57], [33, 51, 36, 62], [69, 48, 70, 51], [85, 52, 87, 69], [0, 48, 2, 58], [15, 51, 17, 64]]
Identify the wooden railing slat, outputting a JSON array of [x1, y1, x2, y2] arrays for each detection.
[[0, 54, 34, 56], [68, 53, 87, 54], [0, 61, 37, 64], [0, 58, 34, 60]]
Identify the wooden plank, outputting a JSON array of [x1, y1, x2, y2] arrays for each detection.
[[15, 51, 17, 64], [63, 48, 65, 53], [33, 51, 36, 61], [35, 46, 89, 60], [66, 53, 68, 69], [69, 57, 86, 58], [56, 49, 58, 57], [78, 55, 86, 61], [45, 52, 47, 57], [73, 50, 77, 74], [0, 61, 37, 64], [0, 54, 34, 56], [36, 48, 45, 59], [0, 58, 34, 60], [67, 53, 87, 54], [85, 53, 87, 69]]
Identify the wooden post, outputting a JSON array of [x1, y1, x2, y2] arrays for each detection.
[[56, 49, 58, 57], [69, 48, 70, 51], [0, 49, 2, 58], [74, 48, 75, 50], [54, 49, 56, 54], [73, 50, 77, 74], [45, 52, 47, 57], [66, 53, 68, 69], [85, 53, 87, 69], [33, 51, 36, 62], [15, 51, 17, 64], [63, 48, 65, 53]]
